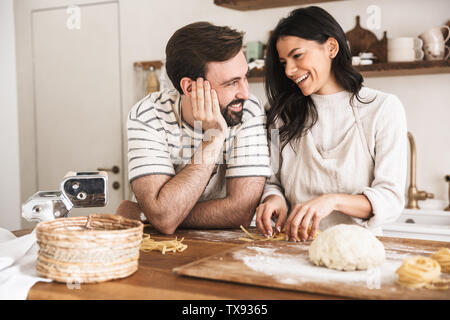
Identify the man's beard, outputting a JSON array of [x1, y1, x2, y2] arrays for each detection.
[[222, 99, 245, 127]]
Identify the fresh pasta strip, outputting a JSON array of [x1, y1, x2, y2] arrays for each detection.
[[431, 248, 450, 273], [239, 225, 318, 242], [395, 256, 450, 290], [238, 237, 257, 242], [140, 233, 187, 254]]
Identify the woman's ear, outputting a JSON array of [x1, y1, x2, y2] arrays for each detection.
[[180, 77, 193, 96], [327, 37, 339, 59]]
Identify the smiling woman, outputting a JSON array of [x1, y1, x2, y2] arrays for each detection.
[[255, 6, 408, 241], [265, 6, 365, 147], [276, 35, 339, 96]]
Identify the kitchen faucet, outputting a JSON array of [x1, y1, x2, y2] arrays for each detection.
[[406, 132, 434, 209], [445, 175, 450, 211]]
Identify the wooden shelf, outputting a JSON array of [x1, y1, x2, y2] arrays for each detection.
[[356, 60, 450, 77], [134, 60, 450, 81], [134, 60, 163, 71], [214, 0, 343, 11], [247, 60, 450, 82]]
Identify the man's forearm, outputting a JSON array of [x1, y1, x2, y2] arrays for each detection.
[[153, 163, 215, 223], [139, 137, 224, 234], [180, 177, 266, 229], [180, 197, 242, 229]]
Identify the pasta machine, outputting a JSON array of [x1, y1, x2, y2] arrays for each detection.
[[22, 171, 108, 223]]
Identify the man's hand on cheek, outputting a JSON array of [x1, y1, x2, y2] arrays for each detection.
[[191, 78, 228, 138]]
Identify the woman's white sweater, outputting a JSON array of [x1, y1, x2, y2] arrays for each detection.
[[262, 87, 408, 232]]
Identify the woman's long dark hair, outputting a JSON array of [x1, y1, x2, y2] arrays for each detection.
[[265, 6, 368, 150]]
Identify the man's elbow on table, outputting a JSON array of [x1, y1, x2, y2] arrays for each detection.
[[227, 176, 267, 228], [230, 196, 261, 229], [143, 208, 182, 235], [115, 199, 180, 235], [238, 214, 254, 229]]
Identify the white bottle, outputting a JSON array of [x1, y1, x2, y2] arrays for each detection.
[[146, 66, 160, 94]]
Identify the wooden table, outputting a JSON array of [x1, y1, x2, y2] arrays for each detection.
[[18, 227, 448, 300], [21, 227, 343, 300]]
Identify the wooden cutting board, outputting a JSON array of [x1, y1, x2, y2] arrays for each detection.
[[173, 237, 450, 300]]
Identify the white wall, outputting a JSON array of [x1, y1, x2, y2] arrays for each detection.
[[119, 0, 450, 203], [0, 0, 21, 230]]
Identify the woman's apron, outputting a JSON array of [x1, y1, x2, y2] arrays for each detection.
[[280, 103, 380, 234]]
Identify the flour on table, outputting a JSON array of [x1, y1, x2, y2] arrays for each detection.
[[233, 245, 401, 287], [384, 244, 436, 260], [246, 246, 278, 255]]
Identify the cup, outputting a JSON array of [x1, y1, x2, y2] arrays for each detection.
[[388, 48, 424, 62], [419, 25, 450, 45], [359, 52, 375, 59], [352, 56, 361, 66], [423, 42, 450, 60], [388, 37, 423, 50]]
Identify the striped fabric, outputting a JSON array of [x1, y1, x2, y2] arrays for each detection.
[[127, 89, 271, 200]]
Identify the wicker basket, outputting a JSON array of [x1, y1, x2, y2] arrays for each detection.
[[35, 214, 143, 284]]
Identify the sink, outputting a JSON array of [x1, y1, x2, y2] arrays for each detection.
[[397, 209, 450, 225], [382, 200, 450, 242]]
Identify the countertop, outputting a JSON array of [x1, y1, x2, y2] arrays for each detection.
[[18, 226, 342, 300], [13, 226, 448, 300]]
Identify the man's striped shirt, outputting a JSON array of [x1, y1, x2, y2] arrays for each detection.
[[127, 89, 271, 201]]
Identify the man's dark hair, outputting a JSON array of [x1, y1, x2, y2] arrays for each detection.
[[165, 22, 244, 94]]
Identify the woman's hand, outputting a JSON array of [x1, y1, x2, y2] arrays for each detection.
[[255, 195, 288, 238], [285, 194, 338, 242]]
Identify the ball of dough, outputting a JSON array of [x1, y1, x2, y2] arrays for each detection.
[[308, 224, 385, 271]]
